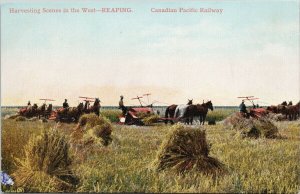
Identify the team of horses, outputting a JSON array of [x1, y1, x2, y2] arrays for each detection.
[[18, 98, 101, 122], [267, 101, 300, 120], [19, 103, 53, 119], [165, 99, 214, 125], [54, 98, 101, 122], [18, 98, 299, 124]]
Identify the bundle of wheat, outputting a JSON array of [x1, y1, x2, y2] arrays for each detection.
[[224, 113, 278, 138], [153, 124, 225, 175], [83, 123, 113, 146], [12, 129, 78, 192], [78, 113, 107, 128], [142, 114, 160, 126], [77, 113, 113, 146]]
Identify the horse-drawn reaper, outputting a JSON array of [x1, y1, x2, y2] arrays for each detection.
[[237, 96, 268, 118], [49, 96, 101, 122], [118, 94, 156, 125], [18, 99, 54, 119]]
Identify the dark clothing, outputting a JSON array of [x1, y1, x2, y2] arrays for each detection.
[[239, 102, 247, 113], [119, 99, 124, 107], [119, 99, 127, 116], [119, 105, 127, 116], [63, 102, 69, 108]]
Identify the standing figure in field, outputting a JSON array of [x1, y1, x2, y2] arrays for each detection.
[[164, 99, 193, 124], [119, 95, 127, 116]]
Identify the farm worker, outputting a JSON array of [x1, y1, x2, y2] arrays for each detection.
[[119, 95, 127, 116], [239, 100, 247, 115], [27, 101, 32, 110], [63, 99, 69, 109]]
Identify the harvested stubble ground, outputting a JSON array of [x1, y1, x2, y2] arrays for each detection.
[[224, 113, 278, 138], [12, 129, 78, 192], [153, 124, 225, 175]]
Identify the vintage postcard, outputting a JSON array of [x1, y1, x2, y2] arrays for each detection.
[[1, 0, 299, 193]]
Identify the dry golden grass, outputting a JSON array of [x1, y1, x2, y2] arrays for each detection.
[[76, 113, 113, 146], [142, 114, 160, 126], [224, 113, 278, 138], [153, 124, 225, 175], [1, 108, 299, 193], [12, 129, 78, 192]]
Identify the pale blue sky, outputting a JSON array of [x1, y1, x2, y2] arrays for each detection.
[[1, 1, 299, 106]]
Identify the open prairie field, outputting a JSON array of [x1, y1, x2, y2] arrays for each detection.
[[1, 109, 299, 193]]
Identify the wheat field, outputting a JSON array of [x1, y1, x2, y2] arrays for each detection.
[[1, 109, 299, 193]]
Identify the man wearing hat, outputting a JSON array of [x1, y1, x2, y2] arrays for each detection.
[[119, 95, 127, 116]]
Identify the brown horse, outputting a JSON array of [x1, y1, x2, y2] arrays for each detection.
[[44, 104, 53, 119], [266, 105, 278, 113], [296, 101, 300, 118], [36, 103, 47, 119], [56, 102, 84, 122], [267, 101, 287, 115], [83, 98, 101, 116], [184, 101, 214, 125], [164, 99, 193, 124], [19, 103, 38, 118], [285, 101, 300, 120]]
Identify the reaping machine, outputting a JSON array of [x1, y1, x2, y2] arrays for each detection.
[[237, 96, 268, 118]]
